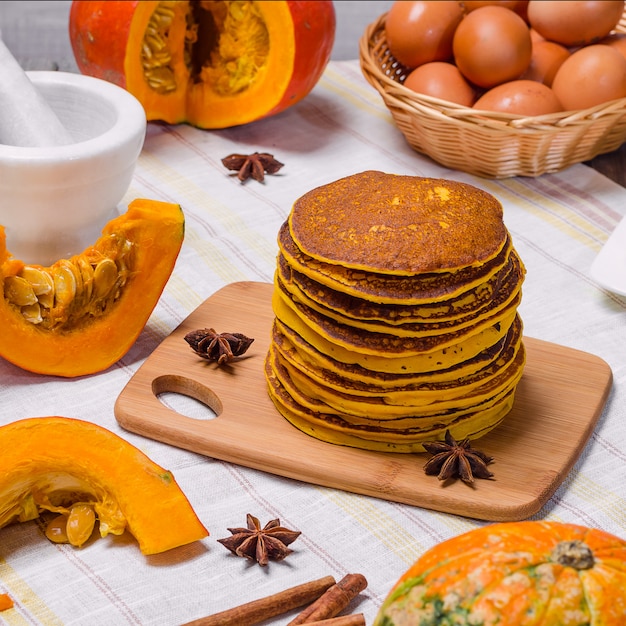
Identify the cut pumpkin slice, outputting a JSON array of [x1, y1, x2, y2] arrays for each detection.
[[0, 417, 208, 555], [0, 198, 184, 377]]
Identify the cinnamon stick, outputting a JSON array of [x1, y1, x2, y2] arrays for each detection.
[[182, 575, 335, 626], [305, 615, 366, 626], [286, 573, 368, 625]]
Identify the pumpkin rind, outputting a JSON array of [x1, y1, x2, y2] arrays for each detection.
[[0, 417, 208, 555], [0, 198, 184, 377], [69, 0, 336, 129], [375, 520, 626, 625]]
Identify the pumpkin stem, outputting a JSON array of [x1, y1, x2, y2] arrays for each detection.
[[550, 540, 594, 570]]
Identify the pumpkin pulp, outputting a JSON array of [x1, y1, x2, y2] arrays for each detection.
[[0, 198, 184, 377], [69, 0, 336, 128], [0, 417, 208, 555], [129, 0, 287, 127]]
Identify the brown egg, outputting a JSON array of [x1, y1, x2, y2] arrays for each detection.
[[527, 0, 624, 47], [521, 40, 570, 86], [462, 1, 529, 21], [453, 6, 532, 88], [473, 79, 562, 115], [552, 44, 626, 110], [601, 33, 626, 61], [385, 1, 465, 69], [403, 62, 476, 106], [529, 28, 545, 44]]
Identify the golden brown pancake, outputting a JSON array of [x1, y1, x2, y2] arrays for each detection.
[[288, 171, 508, 275], [272, 279, 519, 361], [269, 341, 525, 418], [277, 248, 524, 324], [272, 318, 517, 386], [271, 316, 524, 404], [275, 256, 523, 337], [265, 357, 515, 452], [278, 221, 513, 304]]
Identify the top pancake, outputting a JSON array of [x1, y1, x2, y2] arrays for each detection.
[[288, 171, 508, 275]]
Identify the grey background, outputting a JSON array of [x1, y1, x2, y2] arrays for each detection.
[[0, 1, 393, 71]]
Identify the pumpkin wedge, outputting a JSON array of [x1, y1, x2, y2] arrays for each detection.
[[0, 198, 184, 377], [69, 0, 336, 128], [0, 417, 208, 555], [375, 520, 626, 625]]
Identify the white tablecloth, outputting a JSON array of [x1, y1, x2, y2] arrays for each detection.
[[1, 59, 626, 625]]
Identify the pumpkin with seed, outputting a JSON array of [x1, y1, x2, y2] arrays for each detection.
[[69, 0, 336, 129], [375, 520, 626, 626], [0, 417, 208, 555], [0, 198, 184, 377]]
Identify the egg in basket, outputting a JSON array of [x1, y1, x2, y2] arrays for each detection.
[[359, 0, 626, 178]]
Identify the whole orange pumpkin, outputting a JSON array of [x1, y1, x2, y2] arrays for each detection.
[[375, 520, 626, 625], [69, 0, 336, 129]]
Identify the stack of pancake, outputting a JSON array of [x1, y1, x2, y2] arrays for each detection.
[[264, 171, 526, 452]]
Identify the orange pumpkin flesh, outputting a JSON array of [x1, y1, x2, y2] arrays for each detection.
[[0, 417, 208, 555], [375, 520, 626, 625], [0, 198, 184, 377], [69, 0, 336, 129]]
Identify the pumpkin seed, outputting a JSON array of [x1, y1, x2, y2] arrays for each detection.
[[19, 266, 52, 296], [45, 514, 70, 543], [77, 256, 94, 303], [66, 259, 86, 311], [53, 261, 77, 308], [145, 34, 166, 52], [45, 504, 97, 548], [3, 237, 133, 330], [37, 289, 54, 310], [21, 302, 43, 324], [93, 258, 118, 299], [4, 275, 37, 307], [142, 43, 154, 60], [141, 1, 178, 94], [229, 1, 246, 21], [147, 69, 177, 93], [66, 504, 96, 548]]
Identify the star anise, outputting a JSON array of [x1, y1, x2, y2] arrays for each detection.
[[184, 328, 254, 365], [217, 513, 301, 566], [221, 152, 284, 182], [423, 430, 494, 485]]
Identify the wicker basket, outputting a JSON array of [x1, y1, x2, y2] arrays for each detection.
[[359, 12, 626, 178]]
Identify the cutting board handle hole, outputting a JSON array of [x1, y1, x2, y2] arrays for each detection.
[[152, 374, 222, 420]]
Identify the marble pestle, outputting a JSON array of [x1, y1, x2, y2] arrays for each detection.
[[0, 32, 74, 147]]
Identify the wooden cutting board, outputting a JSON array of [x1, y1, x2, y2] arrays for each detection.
[[114, 281, 612, 522]]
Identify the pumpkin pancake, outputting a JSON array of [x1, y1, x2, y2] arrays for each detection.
[[269, 341, 525, 418], [267, 350, 518, 438], [272, 316, 524, 404], [273, 287, 518, 373], [266, 172, 526, 450], [273, 318, 515, 386], [273, 279, 519, 360], [278, 221, 512, 304], [267, 350, 513, 427], [288, 171, 508, 275], [277, 248, 525, 324], [275, 254, 524, 337], [265, 358, 515, 452]]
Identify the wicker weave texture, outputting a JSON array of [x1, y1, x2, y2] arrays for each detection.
[[359, 12, 626, 178]]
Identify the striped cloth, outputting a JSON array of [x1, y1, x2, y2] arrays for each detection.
[[1, 60, 625, 625]]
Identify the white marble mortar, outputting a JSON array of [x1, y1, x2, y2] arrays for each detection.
[[0, 71, 146, 265]]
